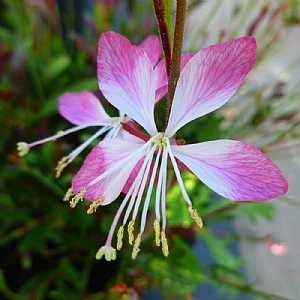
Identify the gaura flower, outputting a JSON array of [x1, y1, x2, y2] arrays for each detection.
[[67, 32, 288, 261], [17, 35, 167, 178]]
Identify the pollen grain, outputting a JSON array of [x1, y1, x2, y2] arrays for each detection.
[[127, 220, 135, 245], [117, 225, 124, 250], [161, 231, 169, 257], [63, 187, 73, 202], [87, 196, 103, 214], [188, 206, 203, 229], [55, 156, 69, 178], [132, 233, 142, 260], [153, 219, 161, 246], [70, 187, 86, 208]]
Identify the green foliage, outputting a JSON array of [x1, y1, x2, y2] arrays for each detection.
[[236, 202, 275, 224]]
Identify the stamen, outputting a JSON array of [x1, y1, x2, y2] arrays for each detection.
[[122, 147, 153, 226], [188, 206, 203, 229], [68, 127, 109, 164], [128, 220, 135, 245], [106, 122, 122, 139], [131, 146, 157, 221], [63, 187, 73, 202], [87, 133, 161, 188], [153, 219, 161, 246], [132, 233, 142, 260], [160, 149, 168, 230], [53, 130, 64, 141], [87, 196, 103, 214], [17, 120, 105, 157], [161, 231, 169, 257], [140, 148, 162, 234], [155, 148, 168, 223], [117, 226, 124, 250], [17, 142, 29, 156], [55, 156, 69, 178], [166, 139, 192, 206], [95, 245, 117, 261], [70, 187, 86, 208]]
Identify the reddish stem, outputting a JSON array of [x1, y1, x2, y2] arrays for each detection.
[[153, 0, 172, 76], [166, 0, 187, 127]]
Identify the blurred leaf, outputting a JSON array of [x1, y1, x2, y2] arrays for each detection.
[[18, 271, 53, 300], [0, 268, 18, 299], [44, 55, 71, 82], [236, 202, 275, 224], [200, 229, 243, 270], [146, 237, 206, 297]]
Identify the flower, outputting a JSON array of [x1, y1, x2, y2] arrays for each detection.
[[72, 31, 289, 260], [65, 31, 289, 260], [17, 35, 167, 178], [17, 91, 126, 177]]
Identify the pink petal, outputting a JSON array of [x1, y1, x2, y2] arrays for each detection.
[[97, 31, 157, 136], [105, 130, 148, 195], [154, 60, 168, 102], [72, 139, 146, 204], [139, 35, 162, 66], [171, 140, 288, 201], [122, 157, 145, 194], [165, 37, 257, 137], [181, 53, 194, 70], [59, 91, 110, 125], [154, 53, 194, 102]]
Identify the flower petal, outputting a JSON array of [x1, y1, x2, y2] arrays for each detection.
[[154, 59, 168, 102], [104, 130, 148, 195], [165, 37, 257, 137], [171, 140, 288, 201], [72, 139, 146, 204], [59, 91, 110, 125], [139, 35, 162, 66], [97, 31, 157, 136], [181, 53, 194, 70], [154, 53, 194, 102]]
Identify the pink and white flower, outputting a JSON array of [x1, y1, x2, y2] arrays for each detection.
[[69, 31, 288, 261], [17, 35, 167, 178]]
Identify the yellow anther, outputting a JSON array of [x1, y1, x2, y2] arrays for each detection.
[[161, 136, 168, 147], [95, 246, 117, 261], [63, 187, 73, 202], [117, 226, 124, 250], [127, 220, 135, 245], [188, 206, 203, 229], [153, 219, 161, 246], [132, 233, 142, 260], [17, 142, 29, 156], [161, 231, 169, 257], [87, 196, 103, 214], [55, 156, 69, 178], [70, 187, 86, 208]]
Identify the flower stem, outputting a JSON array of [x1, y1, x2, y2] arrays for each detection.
[[166, 0, 187, 126], [153, 0, 172, 76]]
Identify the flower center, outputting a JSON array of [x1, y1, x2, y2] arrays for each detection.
[[68, 132, 203, 261]]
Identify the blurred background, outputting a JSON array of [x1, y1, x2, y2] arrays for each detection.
[[0, 0, 299, 299]]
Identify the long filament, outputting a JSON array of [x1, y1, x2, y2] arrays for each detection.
[[140, 148, 162, 233]]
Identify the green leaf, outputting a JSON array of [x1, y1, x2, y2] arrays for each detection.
[[146, 237, 206, 297], [17, 271, 52, 300], [0, 268, 18, 299], [235, 202, 275, 224], [200, 229, 243, 270], [44, 55, 71, 82]]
